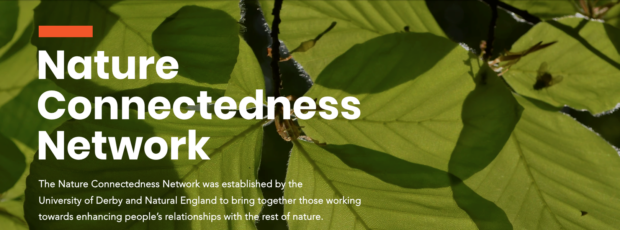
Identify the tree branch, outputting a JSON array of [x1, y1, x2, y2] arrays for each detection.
[[492, 0, 542, 25], [483, 0, 498, 60], [270, 0, 284, 98]]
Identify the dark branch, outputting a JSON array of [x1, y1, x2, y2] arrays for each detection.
[[493, 0, 542, 25], [483, 0, 498, 60], [270, 0, 284, 98]]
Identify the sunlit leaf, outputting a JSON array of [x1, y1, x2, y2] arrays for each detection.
[[503, 17, 620, 114], [261, 0, 445, 80], [0, 0, 40, 107], [604, 4, 620, 29], [0, 1, 38, 58], [0, 23, 37, 107], [293, 32, 521, 229], [299, 32, 520, 177], [0, 200, 28, 230], [285, 141, 478, 229], [465, 95, 620, 229]]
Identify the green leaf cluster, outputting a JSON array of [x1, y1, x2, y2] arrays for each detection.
[[1, 1, 620, 230]]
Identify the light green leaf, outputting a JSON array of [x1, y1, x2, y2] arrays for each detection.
[[0, 200, 28, 230], [0, 22, 37, 107], [465, 95, 620, 229], [32, 1, 261, 100], [299, 32, 520, 178], [0, 1, 18, 49], [293, 32, 521, 229], [224, 42, 266, 103], [0, 0, 38, 58], [0, 133, 25, 193], [503, 17, 620, 114], [260, 0, 445, 80], [0, 81, 71, 230], [604, 4, 620, 29], [25, 112, 265, 229], [0, 140, 35, 230], [0, 80, 74, 149], [285, 141, 477, 229]]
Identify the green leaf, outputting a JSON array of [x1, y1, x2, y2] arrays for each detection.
[[0, 80, 74, 149], [299, 32, 520, 177], [0, 140, 35, 201], [285, 141, 477, 229], [293, 32, 521, 229], [32, 1, 261, 100], [25, 113, 265, 229], [0, 140, 35, 230], [0, 1, 18, 49], [566, 108, 620, 147], [0, 1, 39, 107], [464, 95, 620, 229], [224, 41, 266, 103], [605, 5, 620, 29], [260, 0, 445, 80], [0, 1, 38, 58], [0, 81, 70, 230], [287, 142, 513, 229], [502, 17, 620, 114], [0, 200, 28, 230], [0, 22, 37, 107], [152, 5, 240, 85], [0, 1, 39, 110], [0, 133, 26, 193]]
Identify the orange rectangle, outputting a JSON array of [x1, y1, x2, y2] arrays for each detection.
[[39, 26, 93, 38]]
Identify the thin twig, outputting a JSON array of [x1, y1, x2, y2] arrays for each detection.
[[270, 0, 284, 98], [493, 0, 542, 25], [484, 0, 499, 60]]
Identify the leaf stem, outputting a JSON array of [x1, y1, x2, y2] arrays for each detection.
[[270, 0, 284, 98]]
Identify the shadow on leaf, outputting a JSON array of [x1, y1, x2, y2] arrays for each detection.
[[448, 60, 522, 180], [446, 59, 520, 230], [0, 132, 26, 193], [313, 33, 456, 94], [604, 23, 620, 57], [152, 6, 239, 85], [0, 22, 33, 63], [426, 0, 531, 57], [450, 175, 513, 230], [323, 144, 513, 230], [323, 144, 451, 188], [547, 19, 620, 71]]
